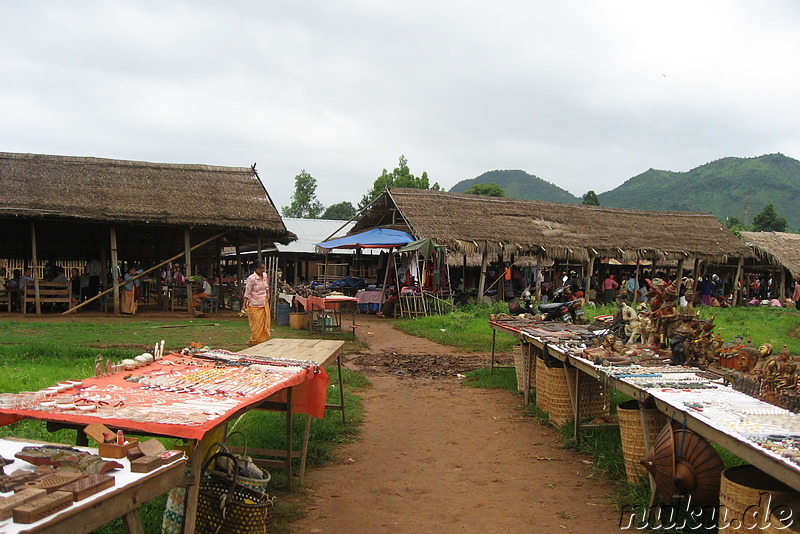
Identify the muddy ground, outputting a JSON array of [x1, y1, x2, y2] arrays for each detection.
[[289, 314, 622, 534]]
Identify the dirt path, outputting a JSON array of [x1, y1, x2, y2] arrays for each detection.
[[290, 315, 621, 534]]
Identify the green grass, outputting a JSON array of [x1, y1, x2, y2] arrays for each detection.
[[392, 301, 516, 352], [460, 367, 518, 392], [0, 317, 367, 534]]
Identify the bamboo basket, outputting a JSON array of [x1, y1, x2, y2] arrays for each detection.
[[512, 345, 524, 393], [539, 358, 610, 427], [512, 344, 534, 394], [196, 452, 275, 534], [535, 355, 549, 413], [764, 503, 800, 534], [719, 465, 799, 533], [544, 360, 573, 426], [617, 400, 666, 483]]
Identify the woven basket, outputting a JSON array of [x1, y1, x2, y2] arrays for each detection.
[[538, 358, 609, 427], [210, 431, 271, 494], [196, 452, 275, 534], [764, 503, 800, 534], [513, 344, 535, 394], [535, 355, 549, 413], [719, 465, 798, 533], [617, 400, 666, 483]]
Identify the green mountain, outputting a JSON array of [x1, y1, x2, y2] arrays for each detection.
[[597, 153, 800, 231], [449, 169, 580, 204], [448, 155, 799, 231]]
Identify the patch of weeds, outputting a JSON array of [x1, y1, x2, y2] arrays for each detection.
[[462, 367, 517, 392]]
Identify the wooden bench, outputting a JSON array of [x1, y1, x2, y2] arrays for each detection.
[[0, 290, 11, 312], [22, 281, 73, 314]]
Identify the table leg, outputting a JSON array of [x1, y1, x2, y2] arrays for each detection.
[[286, 387, 293, 492], [299, 414, 312, 485], [337, 354, 346, 425], [183, 427, 226, 533], [490, 329, 497, 373], [123, 510, 144, 534]]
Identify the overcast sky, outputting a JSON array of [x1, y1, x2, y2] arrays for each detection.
[[3, 1, 800, 211]]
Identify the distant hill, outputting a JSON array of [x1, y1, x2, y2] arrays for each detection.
[[449, 170, 580, 204], [597, 153, 800, 231], [448, 155, 800, 231]]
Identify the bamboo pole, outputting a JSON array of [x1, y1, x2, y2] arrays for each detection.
[[110, 226, 120, 316], [30, 221, 41, 315], [185, 230, 193, 316], [477, 247, 489, 303], [734, 256, 744, 306], [62, 231, 228, 314]]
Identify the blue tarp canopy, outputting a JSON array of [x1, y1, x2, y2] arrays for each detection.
[[316, 228, 414, 250]]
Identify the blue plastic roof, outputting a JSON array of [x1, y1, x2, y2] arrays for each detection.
[[316, 228, 414, 250]]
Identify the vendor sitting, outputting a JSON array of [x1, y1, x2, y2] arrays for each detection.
[[192, 276, 213, 308], [376, 287, 399, 318]]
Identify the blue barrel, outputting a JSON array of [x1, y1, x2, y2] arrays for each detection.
[[276, 302, 291, 326]]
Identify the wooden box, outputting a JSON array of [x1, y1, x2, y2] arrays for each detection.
[[83, 423, 139, 459], [13, 490, 73, 523], [59, 474, 115, 501], [130, 456, 164, 473], [0, 488, 46, 520], [98, 439, 139, 459]]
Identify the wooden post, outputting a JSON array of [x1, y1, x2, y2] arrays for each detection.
[[585, 254, 595, 303], [185, 230, 193, 316], [110, 226, 120, 316], [477, 247, 489, 303], [535, 254, 542, 302], [236, 242, 243, 301], [780, 268, 787, 302], [257, 235, 263, 264], [675, 258, 684, 291], [497, 253, 504, 301], [30, 221, 41, 315], [462, 254, 467, 292], [734, 256, 744, 306], [634, 260, 641, 301]]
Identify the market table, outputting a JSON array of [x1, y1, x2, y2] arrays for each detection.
[[0, 437, 185, 534], [0, 349, 330, 533], [236, 338, 346, 484], [489, 318, 800, 493], [293, 295, 359, 333], [354, 289, 383, 313]]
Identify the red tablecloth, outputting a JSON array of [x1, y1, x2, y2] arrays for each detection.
[[294, 295, 359, 311], [0, 353, 328, 441]]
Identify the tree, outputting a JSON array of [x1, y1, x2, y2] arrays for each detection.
[[282, 170, 324, 219], [751, 203, 787, 232], [464, 182, 505, 197], [321, 201, 357, 220], [582, 190, 600, 205], [358, 155, 440, 210]]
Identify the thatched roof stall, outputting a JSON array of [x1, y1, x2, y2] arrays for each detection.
[[739, 231, 800, 300], [0, 152, 295, 314], [352, 188, 752, 301], [354, 188, 750, 263], [739, 231, 800, 280]]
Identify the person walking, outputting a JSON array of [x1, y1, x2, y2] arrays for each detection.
[[121, 266, 140, 315], [243, 262, 271, 346]]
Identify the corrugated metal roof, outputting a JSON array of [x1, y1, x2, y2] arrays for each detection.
[[276, 218, 357, 254]]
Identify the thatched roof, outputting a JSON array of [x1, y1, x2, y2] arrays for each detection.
[[0, 152, 295, 260], [353, 188, 751, 264], [0, 152, 291, 232], [740, 231, 800, 278]]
